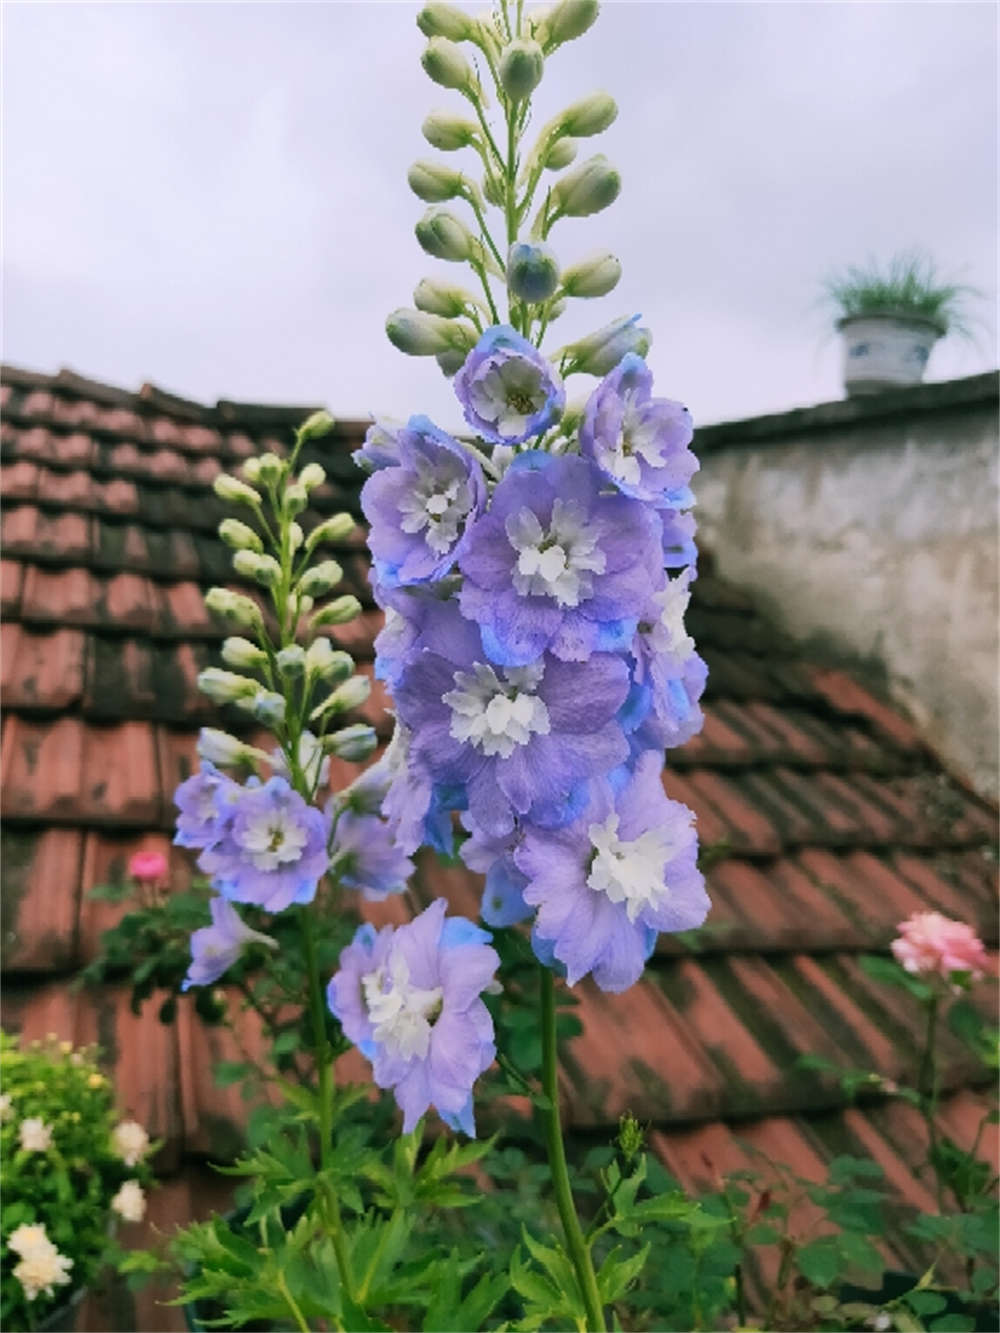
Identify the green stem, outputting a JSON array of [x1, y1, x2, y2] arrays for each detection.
[[539, 966, 606, 1332], [917, 994, 945, 1210], [276, 1266, 311, 1333]]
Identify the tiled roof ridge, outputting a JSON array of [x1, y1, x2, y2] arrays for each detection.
[[1, 361, 371, 437]]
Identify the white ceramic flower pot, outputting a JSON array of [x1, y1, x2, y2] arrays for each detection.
[[838, 312, 943, 396]]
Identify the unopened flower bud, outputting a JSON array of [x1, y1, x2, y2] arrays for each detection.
[[437, 347, 468, 377], [416, 2, 476, 41], [415, 207, 475, 262], [562, 313, 651, 376], [557, 92, 617, 138], [296, 410, 335, 443], [299, 462, 326, 491], [544, 138, 577, 170], [499, 39, 544, 101], [548, 297, 567, 320], [387, 307, 476, 357], [204, 587, 263, 629], [408, 160, 466, 203], [306, 513, 356, 551], [507, 242, 560, 303], [214, 475, 261, 508], [256, 453, 285, 485], [550, 154, 620, 219], [311, 595, 363, 627], [197, 668, 260, 704], [197, 728, 258, 767], [561, 250, 622, 298], [284, 483, 309, 515], [422, 109, 479, 152], [221, 636, 268, 670], [298, 560, 344, 598], [247, 690, 286, 726], [536, 0, 599, 52], [218, 518, 263, 552], [305, 639, 354, 682], [276, 644, 306, 675], [414, 277, 483, 319], [311, 675, 371, 721], [289, 522, 304, 554], [421, 37, 474, 92], [323, 723, 378, 761], [233, 550, 281, 587], [242, 458, 262, 484]]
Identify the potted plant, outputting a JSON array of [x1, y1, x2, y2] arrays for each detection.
[[826, 252, 974, 396], [0, 1032, 156, 1332]]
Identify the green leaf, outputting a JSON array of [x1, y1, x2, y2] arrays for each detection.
[[213, 1060, 253, 1088], [905, 1293, 948, 1317], [797, 1239, 843, 1289], [859, 953, 933, 1001], [596, 1243, 650, 1303], [892, 1308, 926, 1332], [928, 1318, 975, 1332]]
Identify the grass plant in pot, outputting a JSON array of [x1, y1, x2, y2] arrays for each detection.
[[826, 252, 974, 396]]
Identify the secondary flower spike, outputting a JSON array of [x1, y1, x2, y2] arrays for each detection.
[[327, 899, 499, 1135]]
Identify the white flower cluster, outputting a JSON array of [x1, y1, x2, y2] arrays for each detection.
[[110, 1179, 147, 1223], [8, 1223, 73, 1303], [111, 1119, 150, 1167]]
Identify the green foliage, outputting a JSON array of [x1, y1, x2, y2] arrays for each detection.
[[0, 1032, 155, 1330], [824, 252, 978, 335]]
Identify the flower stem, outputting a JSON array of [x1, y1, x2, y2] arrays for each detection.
[[917, 993, 945, 1211], [539, 966, 606, 1332]]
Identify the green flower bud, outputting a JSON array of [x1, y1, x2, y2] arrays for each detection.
[[421, 37, 474, 92], [550, 154, 620, 219], [414, 277, 484, 319], [561, 249, 622, 298], [298, 559, 344, 598], [214, 474, 261, 508], [557, 92, 617, 138], [436, 347, 468, 377], [507, 242, 560, 303], [242, 457, 262, 484], [414, 207, 475, 262], [416, 2, 476, 41], [284, 483, 309, 515], [289, 522, 304, 554], [232, 549, 281, 587], [323, 724, 378, 761], [241, 690, 286, 726], [218, 518, 263, 552], [617, 1110, 645, 1163], [548, 297, 567, 320], [422, 109, 479, 151], [306, 513, 356, 551], [499, 39, 544, 101], [386, 307, 476, 357], [296, 410, 335, 443], [544, 138, 577, 170], [561, 313, 651, 376], [197, 728, 263, 768], [256, 453, 285, 485], [305, 639, 353, 682], [536, 0, 599, 52], [408, 160, 466, 203], [311, 595, 363, 627], [205, 587, 263, 629], [221, 636, 268, 670], [197, 668, 259, 704], [310, 675, 372, 722], [299, 462, 326, 491], [276, 644, 306, 676]]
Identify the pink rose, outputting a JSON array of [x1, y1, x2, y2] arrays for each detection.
[[128, 850, 168, 885], [891, 911, 990, 984]]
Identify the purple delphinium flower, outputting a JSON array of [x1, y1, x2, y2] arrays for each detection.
[[345, 726, 455, 858], [580, 354, 698, 502], [198, 776, 331, 913], [372, 580, 462, 688], [173, 764, 239, 851], [182, 897, 277, 990], [353, 417, 404, 472], [393, 603, 630, 838], [458, 451, 663, 666], [459, 819, 532, 927], [515, 751, 709, 992], [629, 568, 707, 749], [657, 503, 698, 571], [454, 325, 564, 445], [327, 899, 499, 1135], [329, 806, 414, 901], [362, 415, 485, 588]]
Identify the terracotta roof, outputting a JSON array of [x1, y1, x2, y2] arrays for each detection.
[[2, 364, 997, 1329]]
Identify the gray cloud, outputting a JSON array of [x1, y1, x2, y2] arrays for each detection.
[[3, 1, 996, 430]]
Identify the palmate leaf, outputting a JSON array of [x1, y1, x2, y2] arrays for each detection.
[[421, 1253, 509, 1332], [596, 1243, 650, 1304]]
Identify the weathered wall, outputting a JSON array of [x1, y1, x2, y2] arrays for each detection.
[[694, 373, 999, 799]]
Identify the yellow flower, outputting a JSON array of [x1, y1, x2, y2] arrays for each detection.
[[87, 1073, 104, 1089]]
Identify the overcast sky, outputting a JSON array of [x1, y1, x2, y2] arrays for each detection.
[[3, 1, 996, 431]]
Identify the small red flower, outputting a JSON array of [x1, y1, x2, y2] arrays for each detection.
[[128, 850, 168, 885]]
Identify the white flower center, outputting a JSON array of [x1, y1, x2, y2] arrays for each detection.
[[397, 454, 475, 556], [586, 811, 686, 921], [470, 359, 548, 437], [609, 393, 667, 486], [444, 662, 550, 759], [240, 810, 309, 870], [361, 954, 443, 1060], [642, 576, 694, 659], [505, 499, 606, 607]]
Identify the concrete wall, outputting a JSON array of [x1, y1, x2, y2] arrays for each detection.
[[693, 373, 999, 799]]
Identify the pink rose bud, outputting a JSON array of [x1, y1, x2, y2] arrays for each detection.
[[890, 911, 990, 984], [128, 850, 168, 885]]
